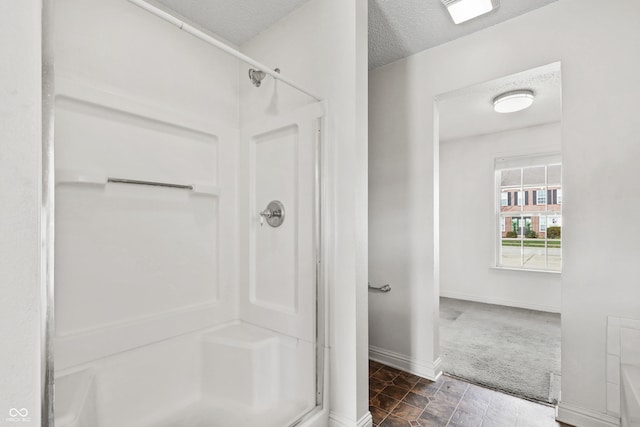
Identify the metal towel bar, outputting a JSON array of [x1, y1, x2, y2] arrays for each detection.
[[107, 177, 193, 190], [368, 283, 391, 293], [55, 170, 220, 196]]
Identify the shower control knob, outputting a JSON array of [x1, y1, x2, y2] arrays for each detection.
[[259, 200, 285, 228], [259, 208, 273, 226]]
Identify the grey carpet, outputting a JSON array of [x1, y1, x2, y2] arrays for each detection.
[[439, 297, 561, 404]]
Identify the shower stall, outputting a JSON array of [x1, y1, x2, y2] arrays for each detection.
[[47, 0, 327, 426]]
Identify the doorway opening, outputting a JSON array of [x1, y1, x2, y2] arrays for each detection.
[[435, 62, 563, 405]]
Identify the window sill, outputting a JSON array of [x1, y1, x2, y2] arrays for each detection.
[[490, 266, 561, 274]]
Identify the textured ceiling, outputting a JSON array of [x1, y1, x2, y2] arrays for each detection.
[[152, 0, 559, 69], [369, 0, 559, 69], [438, 62, 562, 142], [154, 0, 311, 46]]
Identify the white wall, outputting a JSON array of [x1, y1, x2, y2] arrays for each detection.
[[440, 123, 562, 313], [368, 44, 441, 379], [241, 0, 370, 425], [0, 0, 42, 424], [369, 0, 640, 425]]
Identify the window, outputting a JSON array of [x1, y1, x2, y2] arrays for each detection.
[[549, 215, 561, 227], [496, 156, 562, 271]]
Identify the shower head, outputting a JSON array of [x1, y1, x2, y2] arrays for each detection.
[[248, 69, 267, 87], [248, 68, 280, 88]]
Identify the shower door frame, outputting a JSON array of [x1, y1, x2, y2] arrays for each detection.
[[41, 0, 56, 425], [40, 0, 328, 425]]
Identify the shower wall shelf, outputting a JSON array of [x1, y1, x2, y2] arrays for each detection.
[[55, 170, 219, 196]]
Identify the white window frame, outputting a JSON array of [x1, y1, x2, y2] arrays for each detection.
[[495, 154, 562, 272]]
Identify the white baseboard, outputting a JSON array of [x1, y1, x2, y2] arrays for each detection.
[[440, 290, 560, 313], [357, 412, 373, 427], [557, 402, 620, 427], [329, 411, 372, 427], [369, 345, 442, 381]]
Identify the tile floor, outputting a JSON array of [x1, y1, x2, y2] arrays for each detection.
[[369, 360, 572, 427]]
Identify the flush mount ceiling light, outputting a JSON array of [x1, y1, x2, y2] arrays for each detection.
[[441, 0, 499, 24], [493, 90, 535, 113]]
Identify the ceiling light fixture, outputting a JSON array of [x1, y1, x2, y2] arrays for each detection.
[[493, 90, 535, 113], [441, 0, 499, 24]]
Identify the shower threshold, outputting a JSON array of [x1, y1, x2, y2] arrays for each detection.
[[149, 399, 311, 427]]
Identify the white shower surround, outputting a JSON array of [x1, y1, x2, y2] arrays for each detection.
[[2, 0, 369, 424], [55, 322, 317, 427], [51, 0, 328, 425]]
